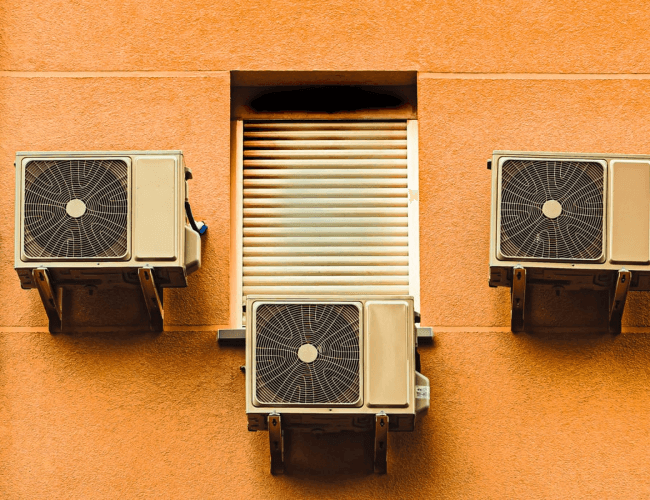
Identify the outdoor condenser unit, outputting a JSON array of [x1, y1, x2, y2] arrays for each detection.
[[489, 150, 650, 333], [14, 151, 205, 332], [245, 296, 430, 474]]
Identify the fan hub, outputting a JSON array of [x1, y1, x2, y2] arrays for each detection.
[[66, 199, 87, 218], [297, 343, 318, 363], [542, 199, 562, 219]]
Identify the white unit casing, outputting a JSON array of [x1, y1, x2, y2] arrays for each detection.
[[15, 151, 201, 290], [245, 295, 429, 433], [489, 150, 650, 290]]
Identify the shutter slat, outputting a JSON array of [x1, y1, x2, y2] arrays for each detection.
[[243, 256, 409, 266], [243, 246, 409, 256], [243, 178, 406, 188], [243, 286, 410, 295], [244, 276, 408, 285], [244, 266, 408, 276], [244, 188, 408, 198], [244, 159, 407, 168], [244, 217, 408, 227], [243, 236, 408, 247], [243, 227, 407, 237], [244, 198, 408, 208], [244, 122, 406, 130], [243, 207, 408, 217], [245, 130, 407, 140], [244, 169, 407, 178], [244, 150, 406, 159], [244, 140, 407, 150]]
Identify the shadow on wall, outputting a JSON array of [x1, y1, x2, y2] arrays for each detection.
[[283, 430, 375, 475], [249, 86, 405, 113], [59, 285, 152, 331], [524, 285, 610, 334], [280, 425, 431, 477]]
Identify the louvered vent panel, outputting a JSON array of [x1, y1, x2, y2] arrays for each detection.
[[243, 121, 410, 312], [23, 159, 129, 259]]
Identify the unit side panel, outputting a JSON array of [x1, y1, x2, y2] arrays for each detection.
[[133, 157, 178, 260], [609, 160, 650, 264], [366, 300, 410, 408]]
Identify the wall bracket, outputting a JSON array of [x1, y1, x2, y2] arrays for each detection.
[[32, 267, 63, 333], [268, 411, 284, 475], [609, 269, 631, 335], [138, 266, 164, 332], [374, 412, 389, 474], [511, 265, 526, 333]]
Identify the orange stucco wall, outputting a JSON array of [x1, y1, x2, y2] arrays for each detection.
[[2, 2, 650, 498]]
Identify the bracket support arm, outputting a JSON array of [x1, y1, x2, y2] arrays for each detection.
[[268, 412, 284, 475], [511, 265, 526, 333], [138, 266, 164, 332], [374, 412, 389, 474], [609, 269, 631, 334], [32, 267, 62, 333]]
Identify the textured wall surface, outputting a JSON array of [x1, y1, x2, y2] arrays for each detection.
[[2, 1, 650, 498], [1, 0, 650, 73]]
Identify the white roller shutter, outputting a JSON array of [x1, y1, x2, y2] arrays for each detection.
[[234, 120, 419, 326]]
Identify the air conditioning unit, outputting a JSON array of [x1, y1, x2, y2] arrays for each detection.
[[14, 151, 206, 332], [489, 150, 650, 333], [245, 296, 430, 474]]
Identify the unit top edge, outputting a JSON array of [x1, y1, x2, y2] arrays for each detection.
[[16, 150, 184, 156], [493, 150, 650, 159], [246, 295, 414, 301]]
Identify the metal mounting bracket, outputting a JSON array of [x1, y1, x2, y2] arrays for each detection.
[[374, 412, 389, 474], [32, 267, 63, 333], [268, 412, 284, 475], [138, 266, 164, 332], [609, 269, 631, 335], [511, 265, 526, 333]]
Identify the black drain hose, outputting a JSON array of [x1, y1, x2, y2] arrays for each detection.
[[185, 201, 207, 236]]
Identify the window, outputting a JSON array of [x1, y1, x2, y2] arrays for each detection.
[[230, 119, 419, 327]]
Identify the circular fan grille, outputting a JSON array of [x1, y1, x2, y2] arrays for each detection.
[[23, 159, 129, 259], [254, 303, 361, 405], [500, 159, 604, 261]]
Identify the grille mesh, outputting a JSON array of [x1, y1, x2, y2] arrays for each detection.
[[499, 159, 604, 261], [254, 303, 360, 405], [23, 159, 129, 259]]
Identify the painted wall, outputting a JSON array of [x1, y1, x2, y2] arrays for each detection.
[[1, 1, 650, 498]]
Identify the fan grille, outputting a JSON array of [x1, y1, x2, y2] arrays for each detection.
[[499, 159, 604, 261], [23, 159, 129, 259], [254, 303, 361, 405]]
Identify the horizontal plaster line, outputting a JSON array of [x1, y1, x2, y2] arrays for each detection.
[[0, 71, 229, 78], [165, 325, 230, 331], [419, 73, 650, 80], [432, 326, 650, 333], [0, 327, 49, 333], [0, 325, 229, 333], [430, 327, 512, 333], [2, 71, 649, 80], [4, 325, 650, 334]]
